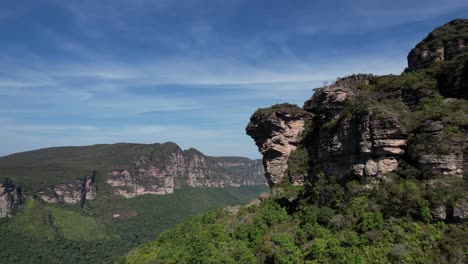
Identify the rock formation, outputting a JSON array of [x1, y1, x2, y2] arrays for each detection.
[[247, 19, 467, 221], [0, 179, 23, 217], [246, 104, 311, 186], [407, 19, 468, 99], [407, 19, 467, 71], [36, 174, 95, 206], [107, 146, 266, 198], [0, 142, 265, 210]]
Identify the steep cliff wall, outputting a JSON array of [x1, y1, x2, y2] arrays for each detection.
[[107, 146, 266, 198], [36, 174, 95, 205], [0, 142, 266, 206]]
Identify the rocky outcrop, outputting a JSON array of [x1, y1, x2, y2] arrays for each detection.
[[0, 179, 24, 217], [418, 154, 464, 177], [246, 77, 409, 187], [407, 19, 467, 71], [246, 104, 311, 186], [107, 146, 266, 198], [107, 151, 183, 198], [246, 20, 468, 225], [407, 19, 468, 99], [37, 173, 96, 206], [409, 118, 466, 179], [304, 77, 408, 183]]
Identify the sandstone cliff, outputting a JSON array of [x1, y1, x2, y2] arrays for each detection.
[[0, 142, 265, 210], [107, 146, 266, 198], [247, 19, 468, 221], [36, 173, 95, 206]]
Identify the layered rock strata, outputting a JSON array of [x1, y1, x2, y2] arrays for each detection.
[[36, 174, 96, 206], [246, 104, 311, 186], [246, 19, 468, 222], [107, 147, 266, 198]]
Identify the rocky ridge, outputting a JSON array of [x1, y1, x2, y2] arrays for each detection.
[[247, 19, 468, 221]]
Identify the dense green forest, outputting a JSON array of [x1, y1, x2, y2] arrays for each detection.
[[0, 186, 267, 263]]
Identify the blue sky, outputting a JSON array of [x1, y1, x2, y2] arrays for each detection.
[[0, 0, 467, 159]]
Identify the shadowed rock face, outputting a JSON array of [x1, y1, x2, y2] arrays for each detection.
[[36, 174, 96, 205], [0, 180, 23, 217], [246, 106, 310, 186]]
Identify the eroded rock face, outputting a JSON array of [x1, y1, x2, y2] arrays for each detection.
[[312, 113, 407, 182], [303, 77, 407, 183], [246, 107, 310, 186], [107, 151, 183, 198], [37, 174, 95, 205], [0, 180, 24, 217], [246, 76, 408, 187], [107, 146, 266, 198]]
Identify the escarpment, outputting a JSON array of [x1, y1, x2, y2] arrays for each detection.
[[247, 19, 468, 221], [107, 146, 266, 198], [0, 142, 266, 212]]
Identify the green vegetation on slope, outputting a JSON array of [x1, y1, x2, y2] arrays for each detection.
[[88, 186, 269, 245], [0, 186, 267, 264], [415, 18, 468, 49], [8, 199, 110, 240], [124, 176, 467, 264], [251, 103, 306, 120]]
